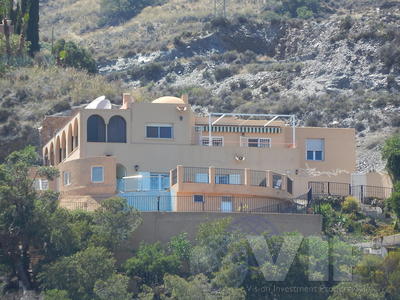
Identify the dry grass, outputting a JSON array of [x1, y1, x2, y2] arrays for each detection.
[[0, 65, 122, 121], [40, 0, 264, 59]]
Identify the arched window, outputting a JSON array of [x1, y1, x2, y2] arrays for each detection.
[[49, 143, 55, 166], [107, 116, 126, 143], [73, 118, 79, 147], [87, 115, 106, 142]]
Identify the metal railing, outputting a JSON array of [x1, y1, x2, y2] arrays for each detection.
[[120, 195, 308, 214], [250, 170, 267, 187], [308, 181, 393, 203], [352, 185, 393, 203], [308, 181, 351, 197], [183, 167, 209, 183], [215, 168, 245, 185]]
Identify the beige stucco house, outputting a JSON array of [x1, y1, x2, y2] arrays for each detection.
[[38, 93, 390, 212]]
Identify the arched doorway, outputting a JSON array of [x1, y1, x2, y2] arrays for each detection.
[[49, 142, 54, 166], [107, 115, 127, 143], [87, 115, 106, 142]]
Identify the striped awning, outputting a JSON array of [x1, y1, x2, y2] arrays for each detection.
[[196, 125, 282, 134]]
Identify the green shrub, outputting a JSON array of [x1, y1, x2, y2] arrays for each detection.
[[53, 39, 97, 73], [129, 62, 165, 82], [296, 6, 313, 19], [380, 41, 400, 70], [342, 196, 360, 214], [362, 223, 376, 235], [43, 289, 71, 300], [125, 242, 181, 285], [214, 67, 235, 82], [275, 0, 321, 18]]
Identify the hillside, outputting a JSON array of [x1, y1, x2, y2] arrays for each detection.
[[2, 0, 400, 169]]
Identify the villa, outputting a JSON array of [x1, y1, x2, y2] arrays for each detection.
[[38, 93, 391, 212]]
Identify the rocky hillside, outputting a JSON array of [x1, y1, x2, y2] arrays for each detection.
[[5, 0, 400, 170]]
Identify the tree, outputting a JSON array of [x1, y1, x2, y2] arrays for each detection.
[[328, 282, 384, 300], [42, 289, 71, 300], [90, 196, 142, 251], [354, 251, 400, 299], [94, 273, 132, 300], [382, 134, 400, 183], [39, 246, 117, 300], [0, 146, 59, 292], [26, 0, 39, 55], [53, 39, 97, 73], [163, 273, 246, 300], [0, 0, 39, 56], [125, 242, 181, 286]]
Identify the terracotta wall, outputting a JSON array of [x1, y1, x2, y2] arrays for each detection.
[[56, 156, 117, 196]]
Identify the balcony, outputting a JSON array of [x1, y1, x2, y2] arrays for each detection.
[[117, 173, 169, 193], [170, 166, 293, 198]]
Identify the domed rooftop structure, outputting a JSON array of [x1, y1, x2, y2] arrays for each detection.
[[85, 96, 112, 109], [152, 96, 185, 104]]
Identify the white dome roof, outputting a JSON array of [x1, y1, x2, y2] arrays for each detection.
[[152, 96, 185, 104], [85, 96, 112, 109]]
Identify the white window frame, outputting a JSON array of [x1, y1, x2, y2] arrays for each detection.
[[34, 178, 49, 191], [306, 139, 325, 161], [240, 137, 272, 148], [145, 124, 173, 139], [63, 171, 71, 186], [201, 136, 224, 146], [91, 166, 104, 183]]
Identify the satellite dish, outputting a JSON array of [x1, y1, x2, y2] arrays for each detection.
[[85, 96, 112, 109]]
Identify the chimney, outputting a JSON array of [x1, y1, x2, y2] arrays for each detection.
[[181, 94, 189, 104], [121, 93, 134, 109]]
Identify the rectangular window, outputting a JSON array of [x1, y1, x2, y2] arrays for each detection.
[[34, 179, 49, 191], [201, 136, 223, 146], [91, 166, 104, 183], [193, 195, 204, 202], [146, 125, 173, 139], [306, 139, 325, 161], [215, 174, 230, 184], [241, 137, 272, 148], [248, 138, 259, 147], [63, 171, 71, 186], [259, 138, 271, 148], [149, 173, 170, 190]]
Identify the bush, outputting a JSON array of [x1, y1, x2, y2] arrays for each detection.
[[342, 196, 359, 214], [125, 242, 181, 285], [129, 62, 165, 82], [296, 6, 313, 19], [99, 0, 164, 26], [380, 41, 400, 70], [355, 122, 366, 132], [275, 0, 321, 18], [53, 39, 97, 73], [43, 289, 71, 300], [362, 223, 376, 235], [214, 67, 235, 82], [339, 16, 353, 32]]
